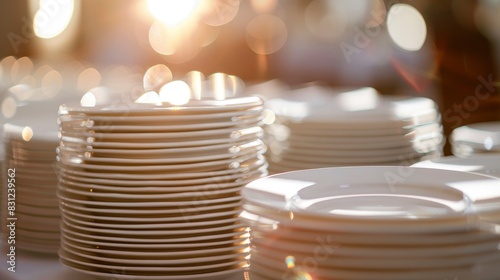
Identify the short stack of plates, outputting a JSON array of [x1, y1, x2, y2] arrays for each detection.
[[56, 96, 268, 279], [451, 121, 500, 157], [241, 166, 500, 280], [1, 105, 60, 254], [264, 87, 444, 174]]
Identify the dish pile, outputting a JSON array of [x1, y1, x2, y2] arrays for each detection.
[[451, 121, 500, 157], [264, 87, 444, 174], [241, 166, 500, 280], [56, 91, 268, 279], [1, 103, 60, 254]]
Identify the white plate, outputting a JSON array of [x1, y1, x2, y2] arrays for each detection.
[[242, 166, 498, 233], [61, 212, 240, 230], [59, 96, 263, 115], [60, 106, 263, 124], [451, 121, 500, 147], [57, 139, 264, 159], [412, 155, 500, 178], [59, 125, 262, 141], [57, 152, 262, 172], [251, 232, 500, 259], [60, 223, 248, 244], [57, 156, 266, 180], [242, 212, 500, 246], [59, 115, 264, 133], [58, 142, 266, 165], [58, 163, 267, 189], [251, 244, 500, 270], [62, 237, 248, 258], [249, 252, 500, 280], [59, 128, 263, 149], [60, 200, 243, 216], [61, 207, 242, 224], [266, 87, 438, 128], [61, 220, 244, 236], [61, 244, 248, 268]]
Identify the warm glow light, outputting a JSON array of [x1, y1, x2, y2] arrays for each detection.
[[1, 96, 17, 119], [80, 92, 97, 107], [33, 0, 75, 39], [148, 20, 202, 63], [135, 91, 162, 105], [199, 0, 240, 26], [184, 71, 205, 100], [209, 73, 229, 100], [147, 0, 200, 26], [143, 64, 173, 92], [22, 126, 34, 141], [159, 81, 192, 105], [78, 68, 101, 92], [41, 69, 63, 98], [250, 0, 278, 13], [246, 15, 288, 55], [387, 4, 427, 51]]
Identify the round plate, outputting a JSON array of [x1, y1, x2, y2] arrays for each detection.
[[266, 87, 437, 128], [241, 166, 497, 233], [57, 155, 266, 180], [59, 96, 263, 115]]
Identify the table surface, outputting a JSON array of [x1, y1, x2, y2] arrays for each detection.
[[0, 248, 247, 280]]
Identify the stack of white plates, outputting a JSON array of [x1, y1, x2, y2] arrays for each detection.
[[56, 96, 268, 279], [264, 87, 444, 174], [241, 166, 500, 280], [451, 121, 500, 156], [1, 104, 60, 254]]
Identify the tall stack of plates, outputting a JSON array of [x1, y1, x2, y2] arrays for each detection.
[[1, 104, 60, 254], [264, 87, 444, 174], [450, 121, 500, 157], [56, 95, 268, 279], [241, 166, 500, 280]]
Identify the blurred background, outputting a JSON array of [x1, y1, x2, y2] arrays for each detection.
[[1, 0, 500, 155]]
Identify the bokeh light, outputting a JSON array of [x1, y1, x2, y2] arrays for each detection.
[[1, 96, 17, 119], [305, 0, 348, 40], [199, 0, 240, 26], [11, 57, 34, 83], [135, 91, 162, 105], [148, 20, 202, 64], [387, 4, 427, 51], [246, 15, 288, 55], [250, 0, 278, 13], [33, 0, 75, 39], [22, 126, 34, 141], [184, 71, 205, 100], [77, 68, 101, 92], [143, 64, 173, 92], [159, 81, 192, 105], [41, 69, 63, 98], [80, 91, 97, 107], [147, 0, 201, 27]]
